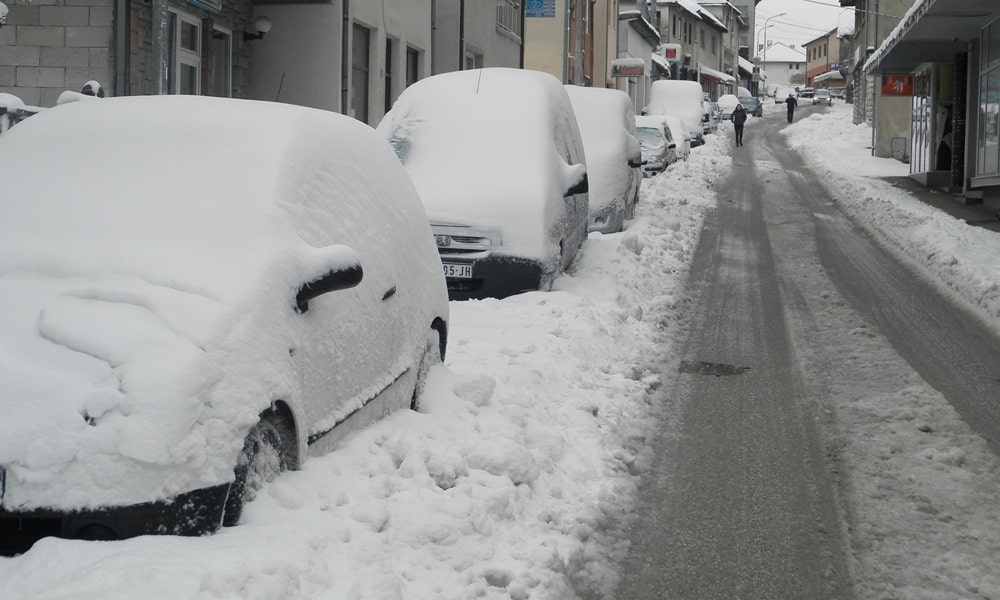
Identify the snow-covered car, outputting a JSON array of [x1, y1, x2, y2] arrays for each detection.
[[644, 80, 707, 147], [708, 101, 723, 128], [379, 68, 590, 300], [738, 96, 764, 117], [717, 94, 741, 120], [0, 95, 449, 554], [813, 89, 833, 105], [565, 86, 642, 233], [662, 115, 692, 161], [702, 100, 718, 134], [635, 115, 680, 176]]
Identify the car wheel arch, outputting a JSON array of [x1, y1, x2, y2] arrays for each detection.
[[221, 402, 298, 527], [411, 321, 447, 411]]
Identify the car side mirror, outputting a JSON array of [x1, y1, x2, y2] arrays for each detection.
[[629, 158, 644, 168], [564, 172, 588, 197], [295, 246, 364, 313], [668, 142, 677, 149], [296, 264, 363, 313]]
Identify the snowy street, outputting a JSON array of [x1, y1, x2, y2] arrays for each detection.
[[3, 103, 1000, 599]]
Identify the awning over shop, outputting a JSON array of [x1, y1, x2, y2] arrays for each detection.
[[813, 70, 844, 83], [737, 56, 755, 77], [865, 0, 999, 75], [699, 64, 736, 84], [651, 53, 669, 69]]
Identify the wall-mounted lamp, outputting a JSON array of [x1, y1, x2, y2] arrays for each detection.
[[243, 16, 272, 41]]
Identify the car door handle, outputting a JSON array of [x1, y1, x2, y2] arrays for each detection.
[[382, 286, 397, 301]]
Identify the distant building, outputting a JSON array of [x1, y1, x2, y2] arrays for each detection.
[[755, 41, 805, 91], [804, 28, 844, 91]]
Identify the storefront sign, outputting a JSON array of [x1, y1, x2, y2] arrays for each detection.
[[881, 74, 915, 96], [612, 59, 646, 78]]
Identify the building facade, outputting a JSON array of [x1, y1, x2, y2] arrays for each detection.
[[616, 3, 660, 111], [0, 0, 523, 129], [432, 0, 522, 74], [523, 0, 619, 88], [864, 0, 1000, 200], [804, 28, 841, 89], [650, 0, 735, 97]]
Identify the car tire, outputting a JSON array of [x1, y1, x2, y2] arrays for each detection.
[[222, 410, 293, 527], [411, 328, 444, 411]]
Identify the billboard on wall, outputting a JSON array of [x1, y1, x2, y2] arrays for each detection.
[[881, 75, 915, 96], [526, 0, 556, 17]]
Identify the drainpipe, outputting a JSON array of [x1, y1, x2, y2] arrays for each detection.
[[519, 0, 525, 68], [114, 0, 127, 96], [564, 0, 570, 82], [431, 0, 436, 73], [152, 0, 168, 93], [459, 0, 465, 70], [341, 0, 350, 115], [870, 0, 878, 156]]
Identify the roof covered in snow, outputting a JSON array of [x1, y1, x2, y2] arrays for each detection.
[[755, 42, 806, 64]]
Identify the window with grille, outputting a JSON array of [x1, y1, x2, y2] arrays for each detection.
[[496, 0, 522, 42]]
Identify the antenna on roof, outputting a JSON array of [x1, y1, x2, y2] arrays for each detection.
[[476, 69, 484, 93]]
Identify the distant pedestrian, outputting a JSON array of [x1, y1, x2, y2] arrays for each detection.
[[732, 103, 748, 147], [786, 93, 798, 123]]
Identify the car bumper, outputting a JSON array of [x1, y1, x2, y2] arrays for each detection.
[[0, 483, 229, 556], [439, 254, 546, 301]]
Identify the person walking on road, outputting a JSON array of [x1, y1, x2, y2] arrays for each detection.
[[786, 92, 798, 123], [732, 103, 748, 147]]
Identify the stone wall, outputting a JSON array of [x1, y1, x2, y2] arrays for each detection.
[[0, 0, 115, 107]]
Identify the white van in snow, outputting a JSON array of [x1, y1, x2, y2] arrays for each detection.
[[643, 80, 708, 147]]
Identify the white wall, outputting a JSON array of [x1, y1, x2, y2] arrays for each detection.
[[249, 4, 342, 111], [249, 0, 432, 126]]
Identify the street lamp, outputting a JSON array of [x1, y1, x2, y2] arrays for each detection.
[[760, 12, 787, 66], [759, 12, 786, 95]]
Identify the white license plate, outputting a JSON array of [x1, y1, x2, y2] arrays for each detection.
[[442, 262, 474, 278]]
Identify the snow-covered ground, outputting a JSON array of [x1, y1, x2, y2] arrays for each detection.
[[4, 103, 1000, 599]]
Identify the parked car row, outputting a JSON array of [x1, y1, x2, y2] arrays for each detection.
[[0, 68, 658, 554]]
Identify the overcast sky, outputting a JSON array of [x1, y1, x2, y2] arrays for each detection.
[[755, 0, 852, 49]]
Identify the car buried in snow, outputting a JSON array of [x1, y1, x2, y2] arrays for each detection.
[[565, 85, 643, 234], [635, 115, 681, 177], [0, 95, 449, 555], [378, 67, 590, 301]]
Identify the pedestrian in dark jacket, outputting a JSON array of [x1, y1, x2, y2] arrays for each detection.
[[732, 103, 748, 147], [786, 93, 798, 123]]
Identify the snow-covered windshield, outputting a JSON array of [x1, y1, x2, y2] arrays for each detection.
[[637, 127, 666, 149]]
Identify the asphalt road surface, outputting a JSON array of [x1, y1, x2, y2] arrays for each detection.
[[614, 105, 1000, 599]]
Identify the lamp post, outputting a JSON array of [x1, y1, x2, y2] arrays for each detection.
[[760, 12, 787, 68], [759, 12, 786, 96]]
